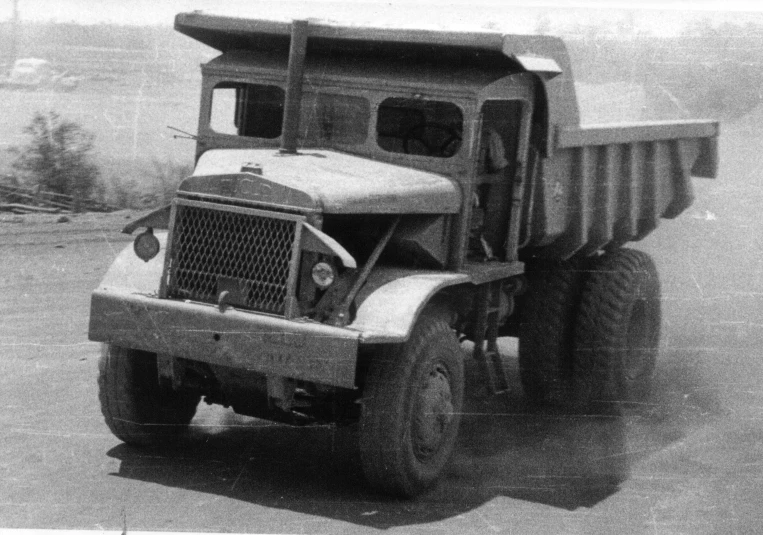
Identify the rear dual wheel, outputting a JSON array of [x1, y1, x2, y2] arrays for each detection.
[[519, 249, 661, 413], [519, 258, 588, 404], [573, 249, 661, 412]]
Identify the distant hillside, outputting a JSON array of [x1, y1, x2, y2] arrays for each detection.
[[0, 21, 215, 95], [0, 22, 212, 188], [0, 20, 209, 55]]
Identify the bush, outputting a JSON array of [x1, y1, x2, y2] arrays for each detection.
[[145, 158, 192, 207], [106, 175, 142, 209], [11, 111, 101, 200], [102, 160, 192, 210]]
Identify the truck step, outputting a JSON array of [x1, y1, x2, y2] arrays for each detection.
[[480, 349, 510, 395]]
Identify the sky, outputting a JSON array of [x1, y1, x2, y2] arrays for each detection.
[[2, 0, 763, 35]]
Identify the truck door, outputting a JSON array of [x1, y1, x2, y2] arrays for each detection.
[[474, 97, 533, 262]]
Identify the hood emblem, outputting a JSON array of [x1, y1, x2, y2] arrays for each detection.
[[241, 162, 263, 176], [235, 176, 272, 200], [236, 163, 271, 200]]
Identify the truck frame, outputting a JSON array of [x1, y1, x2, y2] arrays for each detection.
[[89, 13, 718, 497]]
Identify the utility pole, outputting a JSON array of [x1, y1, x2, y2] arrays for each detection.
[[10, 0, 19, 64]]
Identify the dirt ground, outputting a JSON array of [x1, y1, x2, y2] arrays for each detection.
[[0, 110, 762, 534]]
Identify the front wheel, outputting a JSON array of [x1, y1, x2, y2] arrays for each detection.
[[573, 249, 661, 413], [98, 344, 201, 447], [359, 311, 464, 497]]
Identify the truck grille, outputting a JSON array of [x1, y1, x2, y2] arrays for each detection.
[[165, 201, 300, 315]]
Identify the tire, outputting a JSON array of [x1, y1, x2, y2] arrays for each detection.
[[518, 258, 588, 404], [359, 312, 464, 498], [573, 249, 661, 413], [98, 344, 201, 447]]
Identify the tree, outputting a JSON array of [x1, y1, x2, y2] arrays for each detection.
[[12, 111, 100, 200]]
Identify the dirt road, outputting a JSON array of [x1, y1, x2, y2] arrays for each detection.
[[1, 121, 762, 533]]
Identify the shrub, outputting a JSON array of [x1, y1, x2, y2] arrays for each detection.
[[11, 111, 101, 200], [101, 160, 192, 210], [144, 158, 192, 207], [107, 175, 142, 209]]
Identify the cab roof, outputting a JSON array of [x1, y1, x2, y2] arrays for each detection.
[[202, 49, 508, 96], [175, 11, 580, 128], [175, 11, 565, 75]]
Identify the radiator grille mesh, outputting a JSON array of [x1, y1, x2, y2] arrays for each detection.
[[166, 204, 297, 315]]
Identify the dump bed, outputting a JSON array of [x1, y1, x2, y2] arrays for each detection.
[[520, 119, 718, 259]]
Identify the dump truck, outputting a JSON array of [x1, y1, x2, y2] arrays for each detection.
[[88, 12, 718, 498]]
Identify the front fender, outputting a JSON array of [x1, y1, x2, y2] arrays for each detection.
[[350, 267, 469, 344], [98, 232, 167, 295]]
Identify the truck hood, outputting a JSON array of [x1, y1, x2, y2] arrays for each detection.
[[180, 149, 461, 214]]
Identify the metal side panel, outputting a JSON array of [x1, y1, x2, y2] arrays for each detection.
[[524, 133, 712, 259]]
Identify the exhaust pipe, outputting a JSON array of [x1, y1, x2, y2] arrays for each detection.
[[279, 19, 309, 154]]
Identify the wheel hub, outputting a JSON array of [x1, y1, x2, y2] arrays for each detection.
[[413, 364, 453, 459]]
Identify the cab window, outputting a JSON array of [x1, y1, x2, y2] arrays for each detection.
[[300, 93, 369, 146], [210, 83, 285, 139], [376, 98, 463, 158]]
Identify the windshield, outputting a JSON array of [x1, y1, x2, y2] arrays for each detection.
[[209, 82, 463, 159]]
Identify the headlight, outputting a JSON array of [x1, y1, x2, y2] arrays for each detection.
[[133, 228, 160, 262], [311, 261, 336, 289]]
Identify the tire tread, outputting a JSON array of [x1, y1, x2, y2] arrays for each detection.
[[98, 345, 200, 447], [359, 312, 463, 497], [573, 249, 661, 412], [519, 258, 588, 404]]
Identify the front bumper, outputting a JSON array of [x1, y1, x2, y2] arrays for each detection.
[[89, 289, 360, 388]]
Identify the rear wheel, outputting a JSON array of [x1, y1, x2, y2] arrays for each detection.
[[573, 249, 661, 413], [98, 344, 201, 447], [359, 311, 464, 497], [518, 258, 588, 404]]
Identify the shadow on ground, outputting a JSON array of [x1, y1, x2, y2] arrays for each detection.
[[106, 349, 713, 531]]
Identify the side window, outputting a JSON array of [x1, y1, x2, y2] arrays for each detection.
[[210, 83, 285, 139], [300, 93, 369, 145], [210, 86, 238, 135], [376, 98, 463, 158]]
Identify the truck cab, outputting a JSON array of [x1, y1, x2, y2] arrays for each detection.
[[89, 13, 718, 498], [187, 30, 560, 268]]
